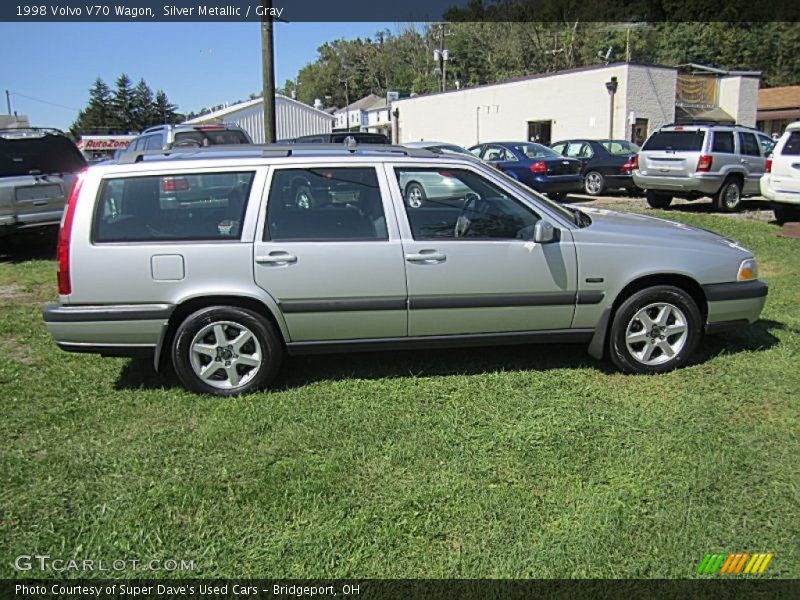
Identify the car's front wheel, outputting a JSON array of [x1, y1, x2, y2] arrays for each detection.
[[608, 285, 702, 374], [172, 306, 283, 396]]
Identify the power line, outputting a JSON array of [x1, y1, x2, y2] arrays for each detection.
[[8, 91, 78, 112]]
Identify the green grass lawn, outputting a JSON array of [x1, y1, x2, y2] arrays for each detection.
[[0, 208, 797, 579]]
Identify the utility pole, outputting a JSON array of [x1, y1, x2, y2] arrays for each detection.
[[5, 90, 11, 115], [433, 24, 451, 93], [260, 0, 277, 143]]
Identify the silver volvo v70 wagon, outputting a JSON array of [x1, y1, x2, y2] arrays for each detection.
[[43, 144, 767, 396]]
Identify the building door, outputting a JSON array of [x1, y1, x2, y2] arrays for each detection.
[[633, 118, 649, 145], [527, 121, 552, 145]]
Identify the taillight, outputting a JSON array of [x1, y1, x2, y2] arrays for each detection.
[[696, 155, 713, 172], [161, 176, 189, 192], [765, 158, 772, 173], [620, 155, 638, 173], [530, 161, 547, 174], [57, 170, 86, 296]]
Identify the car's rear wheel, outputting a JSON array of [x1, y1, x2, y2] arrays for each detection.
[[645, 190, 672, 209], [172, 306, 283, 396], [549, 192, 567, 202], [608, 285, 702, 375], [405, 182, 427, 208], [773, 203, 800, 225], [584, 171, 606, 195], [713, 177, 742, 212]]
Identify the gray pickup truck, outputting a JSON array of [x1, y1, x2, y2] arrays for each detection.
[[0, 128, 86, 236]]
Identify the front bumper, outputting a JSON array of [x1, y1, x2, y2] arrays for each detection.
[[42, 303, 173, 355], [702, 280, 768, 332], [633, 171, 723, 195]]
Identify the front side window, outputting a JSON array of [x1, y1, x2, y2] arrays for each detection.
[[395, 167, 539, 240], [737, 132, 760, 157], [712, 131, 735, 154], [266, 167, 387, 241], [93, 171, 255, 242]]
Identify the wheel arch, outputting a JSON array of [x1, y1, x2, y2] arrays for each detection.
[[587, 272, 708, 360], [155, 294, 288, 372]]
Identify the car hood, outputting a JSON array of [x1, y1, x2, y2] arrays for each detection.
[[572, 205, 751, 253]]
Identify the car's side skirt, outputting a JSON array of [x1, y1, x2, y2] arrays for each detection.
[[286, 329, 594, 356]]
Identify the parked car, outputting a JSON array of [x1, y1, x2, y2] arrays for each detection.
[[125, 123, 252, 153], [399, 142, 476, 207], [550, 139, 639, 196], [43, 143, 767, 396], [468, 142, 583, 200], [633, 123, 775, 212], [760, 121, 800, 224], [0, 128, 87, 237], [286, 132, 390, 145]]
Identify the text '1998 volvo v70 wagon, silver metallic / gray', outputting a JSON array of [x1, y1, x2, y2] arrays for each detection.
[[42, 144, 768, 396]]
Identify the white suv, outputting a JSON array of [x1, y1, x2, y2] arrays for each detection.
[[760, 121, 800, 224]]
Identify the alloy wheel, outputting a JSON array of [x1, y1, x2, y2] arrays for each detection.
[[585, 172, 603, 195], [189, 321, 262, 390], [625, 302, 689, 366]]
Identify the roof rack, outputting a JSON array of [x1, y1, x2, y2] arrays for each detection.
[[0, 126, 67, 135], [117, 143, 442, 165]]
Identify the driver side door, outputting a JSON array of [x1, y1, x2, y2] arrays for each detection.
[[387, 164, 578, 336]]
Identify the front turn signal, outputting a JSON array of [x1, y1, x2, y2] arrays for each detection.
[[737, 258, 759, 282]]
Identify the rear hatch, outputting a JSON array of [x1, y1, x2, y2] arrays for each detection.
[[638, 129, 706, 177], [0, 130, 86, 225], [771, 130, 800, 196]]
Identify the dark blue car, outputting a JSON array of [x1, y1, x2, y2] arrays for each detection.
[[468, 141, 583, 200]]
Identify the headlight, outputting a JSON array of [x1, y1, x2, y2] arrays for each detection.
[[737, 258, 759, 281]]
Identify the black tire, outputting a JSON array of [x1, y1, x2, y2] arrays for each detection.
[[584, 171, 606, 196], [172, 306, 283, 396], [773, 203, 800, 225], [549, 192, 567, 202], [608, 285, 702, 375], [646, 190, 672, 209], [713, 177, 743, 213], [625, 186, 643, 197], [405, 182, 427, 208]]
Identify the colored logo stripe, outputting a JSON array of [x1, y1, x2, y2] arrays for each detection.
[[697, 552, 773, 574]]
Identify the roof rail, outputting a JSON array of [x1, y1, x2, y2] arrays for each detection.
[[0, 126, 67, 135], [116, 143, 441, 165], [141, 124, 168, 134]]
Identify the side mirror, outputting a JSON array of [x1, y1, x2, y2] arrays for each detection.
[[533, 220, 559, 244]]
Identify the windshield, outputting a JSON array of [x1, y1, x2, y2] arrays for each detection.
[[173, 129, 250, 147], [0, 133, 86, 177], [643, 130, 705, 152], [488, 166, 581, 225], [511, 143, 560, 159], [600, 140, 639, 155]]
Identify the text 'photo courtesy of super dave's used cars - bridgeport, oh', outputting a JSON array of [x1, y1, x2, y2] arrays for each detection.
[[41, 143, 768, 396]]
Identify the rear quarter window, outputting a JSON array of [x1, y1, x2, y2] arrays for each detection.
[[780, 132, 800, 156], [643, 131, 705, 152], [93, 171, 255, 243]]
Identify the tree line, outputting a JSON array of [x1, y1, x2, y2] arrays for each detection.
[[284, 22, 800, 109], [70, 75, 182, 136]]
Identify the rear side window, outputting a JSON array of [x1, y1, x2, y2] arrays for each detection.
[[93, 171, 255, 242], [144, 135, 163, 150], [780, 132, 800, 156], [643, 131, 705, 152], [266, 168, 387, 241], [738, 132, 760, 157], [711, 131, 735, 154]]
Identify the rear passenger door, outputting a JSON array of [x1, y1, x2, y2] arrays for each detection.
[[737, 131, 766, 194], [253, 164, 408, 342]]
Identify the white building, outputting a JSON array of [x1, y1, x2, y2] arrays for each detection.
[[333, 94, 384, 132], [184, 94, 334, 143], [392, 63, 760, 147]]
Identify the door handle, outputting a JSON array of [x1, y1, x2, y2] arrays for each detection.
[[255, 252, 297, 265], [406, 250, 446, 264]]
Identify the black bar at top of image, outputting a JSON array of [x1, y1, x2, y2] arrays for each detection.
[[4, 579, 800, 600], [2, 0, 800, 23]]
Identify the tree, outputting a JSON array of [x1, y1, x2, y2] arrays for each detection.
[[112, 74, 135, 133], [131, 78, 156, 132], [70, 77, 113, 135], [153, 90, 181, 125]]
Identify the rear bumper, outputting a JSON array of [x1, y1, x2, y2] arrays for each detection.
[[703, 280, 768, 330], [760, 176, 800, 205], [603, 173, 635, 189], [633, 171, 723, 195], [529, 175, 584, 193], [43, 303, 173, 355]]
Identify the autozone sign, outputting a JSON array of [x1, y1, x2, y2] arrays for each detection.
[[78, 137, 135, 150]]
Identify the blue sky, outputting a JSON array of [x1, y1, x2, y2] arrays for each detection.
[[0, 22, 402, 130]]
